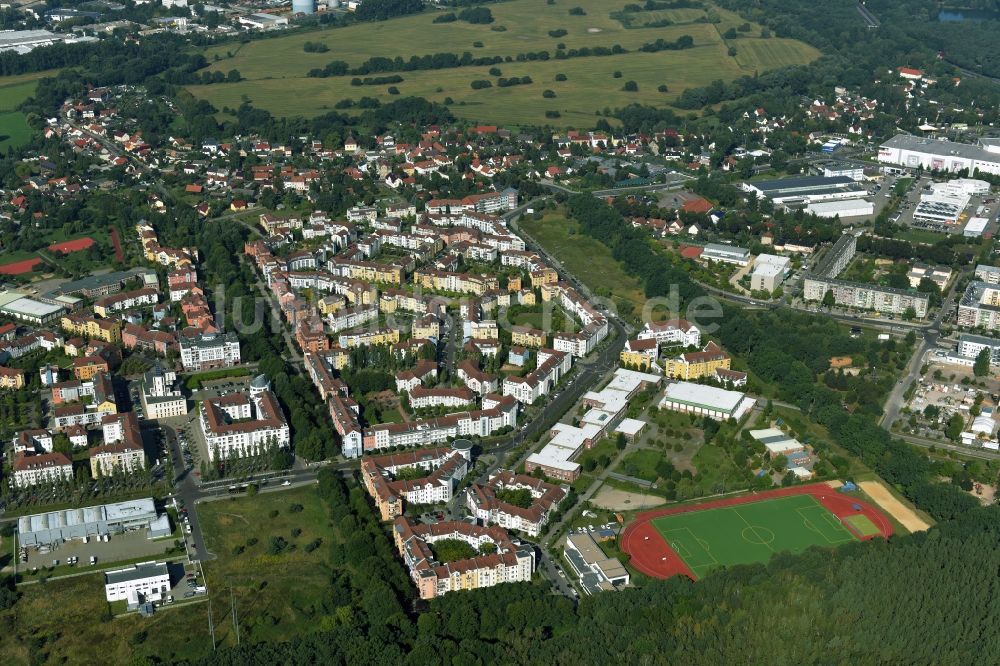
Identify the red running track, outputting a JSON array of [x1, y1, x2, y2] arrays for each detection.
[[620, 483, 894, 581], [109, 226, 124, 263]]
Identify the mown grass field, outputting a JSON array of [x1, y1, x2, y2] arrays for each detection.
[[0, 486, 337, 665], [0, 70, 55, 151], [519, 211, 646, 315], [189, 0, 819, 126]]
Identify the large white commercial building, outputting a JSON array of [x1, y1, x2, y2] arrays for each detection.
[[659, 381, 756, 420], [179, 331, 241, 371], [199, 377, 289, 461], [878, 135, 1000, 176], [957, 333, 1000, 365], [750, 254, 791, 292], [958, 281, 1000, 331], [564, 532, 630, 594], [805, 199, 874, 219], [140, 363, 187, 419], [702, 244, 751, 266], [17, 498, 169, 547]]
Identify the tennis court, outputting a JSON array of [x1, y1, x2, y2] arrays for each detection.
[[649, 494, 857, 579]]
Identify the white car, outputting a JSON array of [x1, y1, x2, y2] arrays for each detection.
[[281, 480, 291, 486]]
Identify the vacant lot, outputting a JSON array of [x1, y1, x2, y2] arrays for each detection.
[[520, 212, 645, 316], [0, 486, 337, 664], [189, 0, 818, 125]]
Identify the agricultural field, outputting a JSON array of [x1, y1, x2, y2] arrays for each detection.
[[189, 0, 819, 126], [519, 211, 646, 316]]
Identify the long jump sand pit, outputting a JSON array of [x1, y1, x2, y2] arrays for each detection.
[[591, 486, 667, 511], [858, 480, 932, 533]]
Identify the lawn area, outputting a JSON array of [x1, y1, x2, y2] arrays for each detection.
[[619, 449, 664, 483], [650, 494, 856, 578], [520, 212, 646, 316], [189, 0, 818, 126]]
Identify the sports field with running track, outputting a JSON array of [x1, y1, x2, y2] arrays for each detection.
[[621, 483, 893, 580]]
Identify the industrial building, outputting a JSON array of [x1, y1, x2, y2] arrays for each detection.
[[740, 176, 867, 205], [805, 199, 874, 219], [0, 29, 94, 54], [659, 381, 756, 421], [237, 13, 290, 30], [17, 498, 170, 548], [802, 276, 929, 318], [878, 135, 1000, 176]]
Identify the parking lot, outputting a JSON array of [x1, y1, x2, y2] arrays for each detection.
[[20, 527, 181, 575]]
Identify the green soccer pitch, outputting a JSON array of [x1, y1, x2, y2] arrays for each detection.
[[650, 494, 857, 579]]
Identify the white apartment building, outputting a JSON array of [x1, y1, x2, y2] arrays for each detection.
[[199, 385, 290, 461], [12, 452, 73, 488], [179, 332, 241, 371], [636, 319, 701, 347]]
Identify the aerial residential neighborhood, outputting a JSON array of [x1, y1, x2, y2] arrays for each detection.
[[0, 0, 996, 663]]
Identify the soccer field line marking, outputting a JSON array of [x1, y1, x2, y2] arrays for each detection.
[[731, 507, 776, 553], [661, 526, 718, 568], [795, 506, 854, 545]]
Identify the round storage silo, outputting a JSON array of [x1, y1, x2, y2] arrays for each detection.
[[293, 0, 316, 14]]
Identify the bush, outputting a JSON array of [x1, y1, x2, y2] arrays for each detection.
[[267, 536, 289, 555], [555, 73, 568, 81], [232, 545, 245, 556], [303, 41, 329, 53], [289, 503, 304, 513], [657, 84, 669, 92], [458, 7, 494, 24], [569, 6, 586, 15], [291, 527, 303, 538], [470, 79, 493, 89], [623, 80, 638, 91], [304, 539, 322, 553], [433, 12, 457, 23], [489, 66, 502, 76], [268, 509, 279, 518], [387, 86, 400, 95], [545, 110, 561, 118], [473, 40, 485, 47], [543, 89, 556, 98], [613, 70, 622, 78], [549, 28, 568, 37], [246, 537, 258, 547]]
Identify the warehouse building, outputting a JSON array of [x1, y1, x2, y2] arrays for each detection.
[[878, 135, 1000, 176], [740, 176, 867, 205], [805, 199, 874, 219], [659, 381, 756, 421], [17, 498, 170, 548]]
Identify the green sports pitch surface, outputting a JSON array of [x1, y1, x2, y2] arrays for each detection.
[[650, 494, 857, 579]]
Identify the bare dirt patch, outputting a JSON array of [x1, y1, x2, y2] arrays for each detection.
[[858, 480, 932, 533], [591, 486, 667, 512]]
